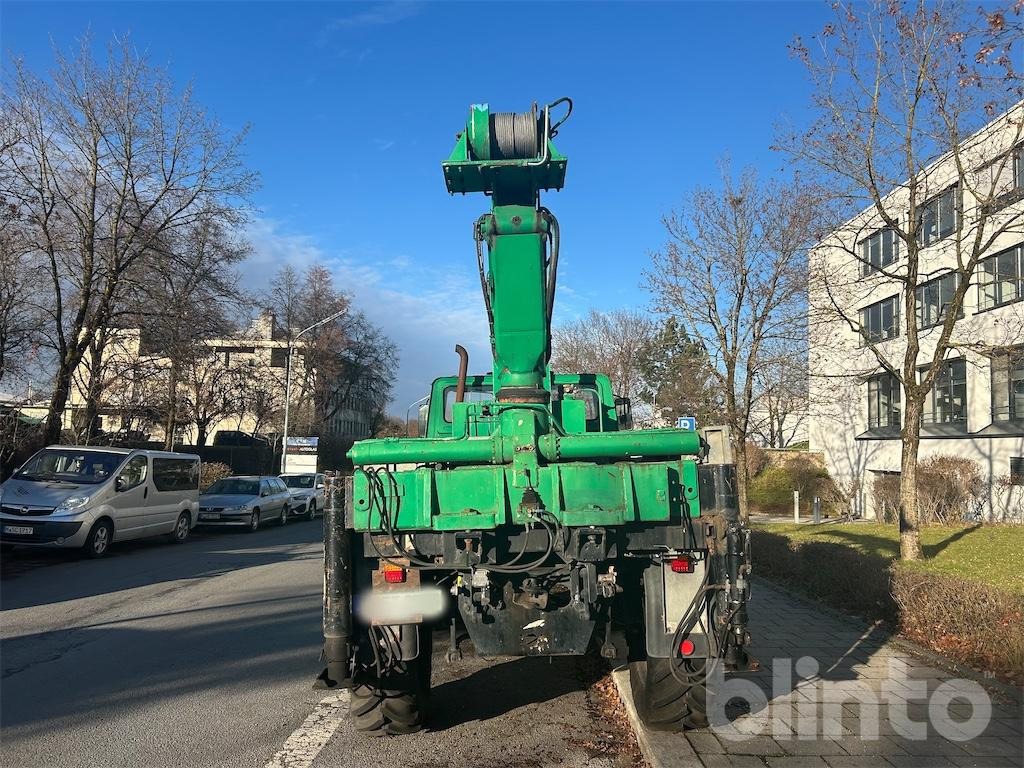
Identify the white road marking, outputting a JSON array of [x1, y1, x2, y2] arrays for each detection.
[[265, 691, 350, 768]]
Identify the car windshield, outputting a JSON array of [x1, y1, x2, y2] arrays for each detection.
[[14, 448, 126, 485], [205, 479, 259, 496], [282, 475, 315, 489]]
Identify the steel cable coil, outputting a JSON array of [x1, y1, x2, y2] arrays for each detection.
[[491, 110, 539, 159]]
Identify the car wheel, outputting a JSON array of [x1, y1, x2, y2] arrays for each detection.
[[84, 520, 113, 558], [171, 512, 190, 544], [306, 500, 316, 521], [247, 510, 260, 532]]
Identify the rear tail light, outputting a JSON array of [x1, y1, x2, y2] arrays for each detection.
[[382, 563, 406, 583], [679, 639, 695, 656], [670, 556, 694, 573]]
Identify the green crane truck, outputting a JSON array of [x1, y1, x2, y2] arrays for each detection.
[[318, 99, 753, 735]]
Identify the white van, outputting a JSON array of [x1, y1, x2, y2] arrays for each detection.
[[0, 446, 201, 557]]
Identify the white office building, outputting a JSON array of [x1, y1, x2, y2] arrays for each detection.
[[808, 105, 1024, 520]]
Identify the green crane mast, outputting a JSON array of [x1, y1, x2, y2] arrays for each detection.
[[319, 99, 753, 738]]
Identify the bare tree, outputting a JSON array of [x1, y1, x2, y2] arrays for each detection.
[[0, 36, 255, 444], [268, 264, 398, 437], [749, 347, 809, 449], [140, 216, 247, 449], [179, 354, 242, 447], [551, 309, 655, 403], [778, 0, 1024, 559], [646, 166, 818, 522], [0, 200, 43, 386]]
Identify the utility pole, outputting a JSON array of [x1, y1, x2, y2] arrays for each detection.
[[281, 309, 347, 473]]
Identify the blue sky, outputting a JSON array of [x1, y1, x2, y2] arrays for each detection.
[[2, 1, 832, 412]]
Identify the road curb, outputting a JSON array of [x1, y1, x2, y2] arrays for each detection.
[[608, 636, 703, 768]]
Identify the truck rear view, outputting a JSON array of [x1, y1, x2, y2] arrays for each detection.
[[319, 99, 753, 735]]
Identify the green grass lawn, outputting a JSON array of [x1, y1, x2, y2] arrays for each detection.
[[753, 522, 1024, 595]]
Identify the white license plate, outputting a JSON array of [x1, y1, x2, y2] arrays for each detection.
[[3, 525, 33, 535], [200, 513, 221, 521]]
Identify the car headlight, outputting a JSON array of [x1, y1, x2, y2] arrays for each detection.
[[294, 494, 311, 500], [55, 495, 91, 512], [225, 504, 251, 512]]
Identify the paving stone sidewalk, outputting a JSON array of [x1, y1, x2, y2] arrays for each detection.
[[683, 581, 1023, 768]]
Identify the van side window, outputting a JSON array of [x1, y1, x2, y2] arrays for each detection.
[[152, 458, 200, 492], [118, 456, 148, 491]]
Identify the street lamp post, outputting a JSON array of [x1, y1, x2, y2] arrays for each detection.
[[281, 309, 347, 473]]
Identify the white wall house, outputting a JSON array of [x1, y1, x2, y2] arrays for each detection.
[[808, 105, 1024, 520]]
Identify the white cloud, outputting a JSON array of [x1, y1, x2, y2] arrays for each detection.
[[241, 217, 491, 413]]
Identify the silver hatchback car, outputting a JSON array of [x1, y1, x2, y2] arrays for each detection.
[[197, 476, 291, 531]]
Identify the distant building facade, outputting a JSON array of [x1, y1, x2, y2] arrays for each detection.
[[61, 311, 374, 446], [808, 107, 1024, 520]]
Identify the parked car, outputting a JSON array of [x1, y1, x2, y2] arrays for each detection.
[[197, 476, 290, 531], [280, 472, 326, 519], [0, 446, 200, 558]]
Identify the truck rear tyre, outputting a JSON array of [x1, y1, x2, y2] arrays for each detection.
[[629, 656, 709, 731], [350, 627, 432, 736]]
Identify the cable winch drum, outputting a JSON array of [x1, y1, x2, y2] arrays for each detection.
[[490, 109, 541, 160]]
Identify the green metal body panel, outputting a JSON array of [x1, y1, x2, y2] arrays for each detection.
[[346, 101, 703, 537], [350, 459, 700, 531]]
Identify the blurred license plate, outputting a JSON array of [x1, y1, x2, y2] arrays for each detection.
[[3, 525, 33, 535], [200, 513, 220, 520]]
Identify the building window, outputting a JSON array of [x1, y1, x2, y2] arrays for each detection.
[[859, 228, 899, 276], [916, 186, 958, 247], [991, 347, 1024, 423], [859, 296, 899, 344], [270, 348, 288, 368], [867, 373, 901, 430], [915, 272, 962, 329], [983, 144, 1024, 211], [921, 358, 967, 426], [1010, 457, 1024, 485], [977, 245, 1024, 311]]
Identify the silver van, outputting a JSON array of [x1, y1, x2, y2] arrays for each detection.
[[0, 446, 201, 558]]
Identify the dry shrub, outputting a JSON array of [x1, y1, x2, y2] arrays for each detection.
[[199, 461, 233, 491], [917, 456, 984, 524], [872, 474, 901, 523], [745, 442, 769, 478], [873, 456, 985, 524], [754, 529, 1024, 684], [892, 567, 1024, 685], [753, 530, 897, 622]]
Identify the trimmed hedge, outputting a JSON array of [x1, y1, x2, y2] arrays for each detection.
[[748, 455, 837, 516], [753, 529, 1024, 685]]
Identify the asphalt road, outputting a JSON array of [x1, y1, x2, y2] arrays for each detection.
[[0, 521, 629, 768]]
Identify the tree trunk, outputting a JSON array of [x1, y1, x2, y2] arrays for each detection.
[[196, 422, 209, 447], [898, 398, 924, 561], [79, 342, 107, 445], [43, 363, 74, 445], [733, 434, 750, 524], [164, 360, 180, 451]]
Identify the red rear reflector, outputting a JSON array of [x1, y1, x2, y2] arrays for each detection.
[[670, 557, 693, 573], [679, 639, 695, 656], [383, 565, 406, 583]]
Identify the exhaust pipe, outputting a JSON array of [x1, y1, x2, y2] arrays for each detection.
[[455, 344, 468, 403]]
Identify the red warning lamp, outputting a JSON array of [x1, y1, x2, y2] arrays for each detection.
[[670, 556, 694, 574]]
